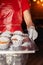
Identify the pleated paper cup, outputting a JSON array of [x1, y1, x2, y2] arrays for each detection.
[[0, 36, 10, 49]]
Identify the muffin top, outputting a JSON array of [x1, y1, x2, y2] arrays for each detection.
[[1, 31, 11, 37], [11, 35, 23, 41], [0, 36, 10, 42]]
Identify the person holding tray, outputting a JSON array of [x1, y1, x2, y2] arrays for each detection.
[[0, 0, 38, 51]]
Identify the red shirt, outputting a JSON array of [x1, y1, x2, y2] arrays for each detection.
[[0, 0, 30, 32]]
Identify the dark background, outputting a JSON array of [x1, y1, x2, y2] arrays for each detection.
[[30, 0, 43, 51], [25, 1, 43, 65]]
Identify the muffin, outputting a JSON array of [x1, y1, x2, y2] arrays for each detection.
[[11, 35, 23, 47], [0, 36, 10, 49]]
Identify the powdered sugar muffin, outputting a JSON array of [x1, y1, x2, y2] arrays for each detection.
[[0, 36, 10, 49], [11, 35, 23, 47]]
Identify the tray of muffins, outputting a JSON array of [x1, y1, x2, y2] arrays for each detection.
[[0, 31, 37, 51]]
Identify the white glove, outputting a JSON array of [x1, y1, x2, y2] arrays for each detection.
[[28, 26, 38, 40]]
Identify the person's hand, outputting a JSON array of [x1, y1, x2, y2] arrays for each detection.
[[28, 26, 38, 40]]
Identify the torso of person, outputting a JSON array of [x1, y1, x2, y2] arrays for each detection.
[[0, 0, 30, 32], [0, 0, 23, 32]]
